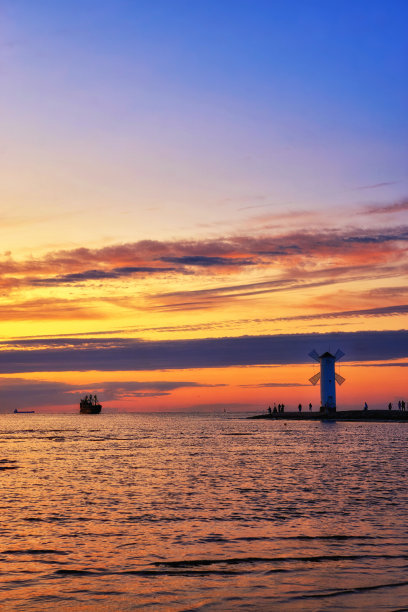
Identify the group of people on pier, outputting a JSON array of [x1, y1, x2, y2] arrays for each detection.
[[268, 401, 408, 414], [268, 402, 313, 414], [268, 403, 285, 414], [388, 400, 406, 411]]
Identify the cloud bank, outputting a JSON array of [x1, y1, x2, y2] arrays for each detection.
[[1, 222, 407, 293], [0, 330, 407, 374]]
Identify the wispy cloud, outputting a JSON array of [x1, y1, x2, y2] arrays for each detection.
[[347, 362, 408, 368], [273, 304, 408, 322], [353, 182, 398, 191], [237, 203, 273, 211], [149, 266, 402, 311], [367, 286, 408, 299], [32, 266, 176, 286], [363, 199, 408, 216], [0, 297, 112, 320], [353, 181, 398, 191], [239, 382, 309, 388], [159, 256, 255, 267]]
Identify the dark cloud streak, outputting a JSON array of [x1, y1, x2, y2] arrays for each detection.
[[363, 199, 408, 216], [32, 266, 176, 286], [0, 378, 221, 411], [353, 182, 398, 191], [0, 330, 406, 374], [274, 304, 408, 322], [159, 255, 255, 267]]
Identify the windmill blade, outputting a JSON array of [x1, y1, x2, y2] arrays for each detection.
[[334, 349, 345, 361], [309, 372, 321, 385], [335, 373, 345, 385], [308, 349, 320, 362]]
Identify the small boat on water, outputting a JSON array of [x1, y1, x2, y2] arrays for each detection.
[[80, 394, 102, 414], [13, 409, 35, 414]]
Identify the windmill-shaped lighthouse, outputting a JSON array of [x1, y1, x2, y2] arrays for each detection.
[[309, 349, 345, 412]]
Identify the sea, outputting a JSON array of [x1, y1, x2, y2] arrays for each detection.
[[1, 413, 408, 611]]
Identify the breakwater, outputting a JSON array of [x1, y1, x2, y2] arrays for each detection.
[[249, 409, 408, 422]]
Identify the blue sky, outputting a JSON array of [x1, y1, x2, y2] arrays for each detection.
[[3, 0, 407, 225]]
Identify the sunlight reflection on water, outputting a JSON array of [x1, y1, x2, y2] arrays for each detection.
[[0, 413, 407, 610]]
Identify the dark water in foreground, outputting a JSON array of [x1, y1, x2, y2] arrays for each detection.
[[1, 413, 408, 611]]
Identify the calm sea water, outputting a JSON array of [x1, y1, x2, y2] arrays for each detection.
[[0, 413, 408, 611]]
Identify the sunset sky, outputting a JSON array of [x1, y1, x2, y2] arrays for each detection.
[[1, 0, 407, 412]]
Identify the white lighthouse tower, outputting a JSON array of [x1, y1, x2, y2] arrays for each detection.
[[309, 349, 345, 412]]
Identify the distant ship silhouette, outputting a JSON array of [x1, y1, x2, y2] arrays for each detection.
[[80, 394, 102, 414], [13, 409, 35, 414]]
